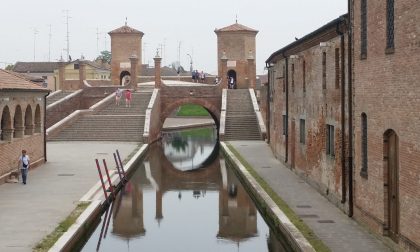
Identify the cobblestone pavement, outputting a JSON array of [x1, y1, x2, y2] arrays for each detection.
[[228, 140, 391, 252], [0, 142, 138, 252]]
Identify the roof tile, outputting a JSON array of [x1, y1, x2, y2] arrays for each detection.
[[0, 69, 48, 91]]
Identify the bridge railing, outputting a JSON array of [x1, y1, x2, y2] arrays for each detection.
[[143, 88, 160, 143], [249, 88, 267, 140], [219, 89, 227, 140]]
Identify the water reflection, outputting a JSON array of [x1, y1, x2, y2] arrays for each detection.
[[82, 128, 288, 252], [162, 127, 218, 171]]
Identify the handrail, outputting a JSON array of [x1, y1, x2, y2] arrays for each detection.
[[249, 88, 267, 140], [219, 89, 227, 140], [143, 88, 159, 141], [47, 89, 83, 110]]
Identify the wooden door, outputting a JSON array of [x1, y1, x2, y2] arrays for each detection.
[[291, 119, 296, 168], [386, 130, 399, 242]]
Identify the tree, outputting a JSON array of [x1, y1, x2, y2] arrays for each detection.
[[5, 64, 14, 70], [96, 50, 111, 64]]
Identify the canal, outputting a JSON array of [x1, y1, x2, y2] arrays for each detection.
[[81, 127, 290, 251]]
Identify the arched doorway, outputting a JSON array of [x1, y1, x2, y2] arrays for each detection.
[[120, 71, 131, 86], [13, 105, 23, 138], [34, 105, 41, 133], [1, 106, 12, 141], [383, 129, 399, 243], [227, 70, 237, 89], [24, 105, 33, 135]]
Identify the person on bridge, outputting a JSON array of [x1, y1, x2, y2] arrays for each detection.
[[125, 89, 132, 108], [115, 88, 123, 106]]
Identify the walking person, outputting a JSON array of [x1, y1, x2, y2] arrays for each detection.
[[18, 150, 30, 184], [125, 89, 132, 108], [115, 88, 123, 106]]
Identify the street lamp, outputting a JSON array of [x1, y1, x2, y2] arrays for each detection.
[[186, 53, 193, 73]]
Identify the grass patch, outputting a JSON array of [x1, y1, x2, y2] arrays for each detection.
[[34, 202, 91, 252], [225, 143, 330, 252], [176, 104, 209, 117]]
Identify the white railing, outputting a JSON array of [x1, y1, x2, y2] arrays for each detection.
[[249, 88, 267, 139]]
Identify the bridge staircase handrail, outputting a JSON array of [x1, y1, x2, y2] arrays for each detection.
[[249, 88, 267, 140], [219, 89, 227, 140], [47, 89, 83, 110], [143, 88, 159, 142]]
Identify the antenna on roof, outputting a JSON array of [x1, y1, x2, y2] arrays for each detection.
[[235, 14, 238, 24], [125, 17, 127, 26]]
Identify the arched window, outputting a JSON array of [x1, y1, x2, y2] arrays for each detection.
[[13, 105, 24, 138], [1, 106, 12, 141], [24, 105, 33, 135], [360, 113, 368, 177], [386, 0, 395, 52], [360, 0, 367, 58], [34, 104, 41, 133]]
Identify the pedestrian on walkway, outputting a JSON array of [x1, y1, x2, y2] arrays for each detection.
[[18, 150, 30, 184], [125, 89, 132, 108], [115, 88, 123, 106]]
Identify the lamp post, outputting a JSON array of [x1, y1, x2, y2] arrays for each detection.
[[186, 53, 193, 73]]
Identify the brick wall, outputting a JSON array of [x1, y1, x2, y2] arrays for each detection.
[[352, 0, 420, 250]]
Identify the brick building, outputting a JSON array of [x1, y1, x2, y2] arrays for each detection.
[[264, 1, 420, 250], [351, 0, 420, 250], [265, 15, 350, 210], [215, 22, 258, 89], [0, 70, 49, 183], [109, 24, 144, 86]]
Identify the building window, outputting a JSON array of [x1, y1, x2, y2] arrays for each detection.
[[283, 65, 286, 93], [74, 64, 79, 70], [300, 119, 305, 144], [291, 64, 295, 92], [322, 52, 326, 90], [386, 0, 395, 52], [282, 115, 287, 135], [302, 61, 306, 93], [335, 48, 340, 89], [361, 0, 367, 58], [326, 124, 335, 156], [361, 113, 368, 177]]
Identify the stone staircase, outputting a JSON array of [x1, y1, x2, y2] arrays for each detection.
[[47, 91, 75, 106], [49, 91, 152, 142], [224, 89, 262, 141]]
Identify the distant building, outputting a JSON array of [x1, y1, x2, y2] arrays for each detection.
[[0, 69, 49, 182], [12, 62, 58, 90]]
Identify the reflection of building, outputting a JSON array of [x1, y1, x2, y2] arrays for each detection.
[[111, 143, 258, 245], [112, 168, 145, 238], [218, 164, 257, 241]]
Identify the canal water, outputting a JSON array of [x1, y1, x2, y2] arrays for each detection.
[[81, 127, 289, 252]]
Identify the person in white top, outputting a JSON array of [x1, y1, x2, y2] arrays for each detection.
[[115, 88, 123, 106], [18, 150, 30, 184]]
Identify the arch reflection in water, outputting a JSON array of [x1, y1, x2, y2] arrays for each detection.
[[161, 127, 218, 171], [83, 132, 288, 251]]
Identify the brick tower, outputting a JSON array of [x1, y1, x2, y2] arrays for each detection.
[[109, 24, 144, 86], [215, 21, 258, 89]]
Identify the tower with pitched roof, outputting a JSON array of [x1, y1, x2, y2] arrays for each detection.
[[215, 21, 258, 89], [109, 24, 144, 85]]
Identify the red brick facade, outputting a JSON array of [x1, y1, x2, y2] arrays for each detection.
[[351, 0, 420, 250], [265, 1, 420, 250]]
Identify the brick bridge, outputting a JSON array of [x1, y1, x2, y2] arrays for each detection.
[[143, 80, 223, 143]]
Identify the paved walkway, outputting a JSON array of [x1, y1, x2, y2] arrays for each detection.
[[0, 142, 138, 252], [162, 117, 215, 130], [228, 141, 390, 252]]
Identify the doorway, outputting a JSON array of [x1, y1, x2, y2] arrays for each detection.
[[227, 70, 237, 89], [291, 119, 296, 169], [120, 71, 131, 86], [383, 129, 399, 243]]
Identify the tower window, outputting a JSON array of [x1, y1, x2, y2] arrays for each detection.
[[303, 61, 306, 93], [361, 0, 367, 58], [322, 52, 326, 90], [386, 0, 395, 52], [335, 48, 340, 89]]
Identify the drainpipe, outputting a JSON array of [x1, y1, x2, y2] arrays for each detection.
[[347, 0, 354, 217], [265, 62, 271, 143], [283, 53, 289, 163], [337, 19, 346, 204], [44, 90, 50, 162]]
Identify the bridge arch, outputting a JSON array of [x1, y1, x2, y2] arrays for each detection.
[[160, 98, 220, 133]]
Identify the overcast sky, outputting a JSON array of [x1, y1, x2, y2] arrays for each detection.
[[0, 0, 347, 74]]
